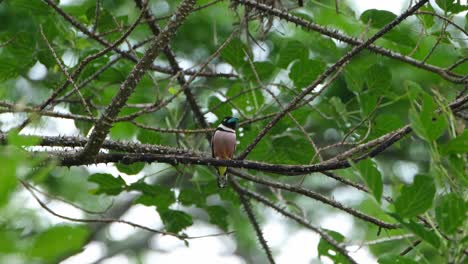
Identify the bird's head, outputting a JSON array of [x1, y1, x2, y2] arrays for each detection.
[[221, 116, 239, 129]]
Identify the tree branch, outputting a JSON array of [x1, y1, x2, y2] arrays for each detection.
[[236, 0, 431, 160], [42, 0, 234, 79], [16, 1, 149, 131], [20, 178, 233, 241], [80, 0, 197, 158], [134, 0, 209, 135], [233, 0, 463, 83], [3, 93, 465, 176], [233, 180, 358, 264], [230, 169, 398, 229], [232, 179, 276, 263]]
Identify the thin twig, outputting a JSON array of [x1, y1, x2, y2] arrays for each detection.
[[39, 25, 93, 117], [233, 180, 358, 264], [233, 0, 462, 83], [447, 57, 468, 71], [15, 1, 150, 132], [237, 0, 430, 159], [0, 35, 16, 47], [232, 179, 276, 263], [92, 0, 101, 33], [20, 179, 233, 240], [114, 29, 238, 122], [421, 22, 447, 64], [21, 180, 113, 215], [341, 97, 383, 144], [415, 11, 468, 36], [135, 0, 209, 137], [400, 240, 422, 256], [42, 0, 235, 79]]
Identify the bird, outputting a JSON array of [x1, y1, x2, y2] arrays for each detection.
[[211, 116, 239, 188]]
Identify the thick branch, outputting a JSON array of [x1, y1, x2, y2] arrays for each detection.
[[80, 0, 197, 158]]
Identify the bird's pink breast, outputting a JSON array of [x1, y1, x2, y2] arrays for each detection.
[[212, 131, 236, 159]]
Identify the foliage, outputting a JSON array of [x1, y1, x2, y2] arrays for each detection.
[[0, 0, 466, 263]]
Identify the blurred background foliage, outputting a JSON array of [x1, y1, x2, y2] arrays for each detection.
[[0, 0, 467, 263]]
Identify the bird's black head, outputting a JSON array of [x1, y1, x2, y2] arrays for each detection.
[[221, 116, 239, 129]]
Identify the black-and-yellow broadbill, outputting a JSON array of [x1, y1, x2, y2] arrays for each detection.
[[211, 116, 239, 187]]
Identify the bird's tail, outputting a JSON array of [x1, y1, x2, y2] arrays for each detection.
[[217, 166, 228, 188]]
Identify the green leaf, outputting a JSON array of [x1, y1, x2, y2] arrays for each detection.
[[191, 166, 217, 183], [448, 155, 468, 186], [379, 256, 418, 264], [7, 130, 40, 147], [365, 64, 392, 91], [317, 229, 350, 264], [277, 40, 308, 68], [466, 12, 468, 32], [168, 86, 178, 95], [417, 5, 435, 29], [0, 148, 18, 207], [351, 159, 383, 202], [158, 209, 193, 233], [219, 187, 240, 205], [242, 61, 275, 82], [0, 229, 20, 253], [429, 115, 448, 141], [220, 38, 248, 70], [408, 108, 427, 141], [223, 82, 265, 114], [130, 181, 175, 210], [9, 0, 51, 16], [137, 129, 161, 145], [404, 220, 441, 249], [359, 92, 378, 117], [404, 80, 424, 101], [271, 133, 314, 164], [391, 214, 441, 249], [116, 162, 145, 175], [206, 205, 229, 231], [0, 54, 26, 81], [69, 103, 95, 135], [289, 59, 326, 89], [435, 193, 467, 234], [360, 9, 397, 28], [409, 93, 447, 141], [207, 95, 232, 118], [394, 174, 435, 218], [29, 225, 89, 262], [441, 130, 468, 154], [97, 67, 127, 84], [178, 188, 205, 207], [110, 122, 138, 140], [330, 96, 347, 117], [88, 173, 127, 195], [436, 0, 468, 13], [4, 32, 36, 64], [372, 114, 404, 138], [344, 67, 364, 93]]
